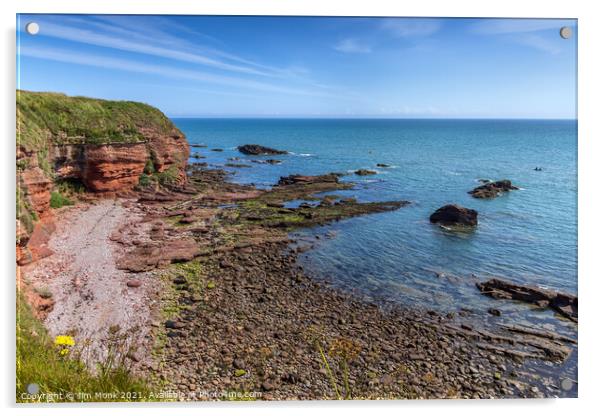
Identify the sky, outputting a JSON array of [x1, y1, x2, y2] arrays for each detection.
[[17, 15, 577, 118]]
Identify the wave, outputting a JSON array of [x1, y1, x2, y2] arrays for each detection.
[[289, 152, 314, 157]]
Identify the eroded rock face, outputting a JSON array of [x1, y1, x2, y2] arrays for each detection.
[[429, 204, 478, 226], [238, 144, 287, 155], [469, 180, 518, 199], [142, 127, 190, 186], [51, 129, 190, 192], [81, 143, 148, 192], [20, 166, 52, 217]]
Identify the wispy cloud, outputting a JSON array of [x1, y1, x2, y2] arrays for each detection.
[[33, 20, 278, 77], [514, 33, 562, 54], [471, 19, 575, 35], [333, 38, 372, 54], [470, 19, 574, 54], [20, 46, 333, 98], [379, 18, 441, 38]]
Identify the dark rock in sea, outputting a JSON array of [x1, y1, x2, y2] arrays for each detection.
[[534, 167, 543, 171], [468, 179, 518, 199], [265, 159, 282, 165], [355, 169, 377, 176], [211, 148, 224, 152], [376, 163, 390, 168], [190, 144, 207, 148], [429, 204, 478, 226], [478, 178, 491, 184], [476, 278, 577, 322], [225, 163, 252, 168], [277, 173, 341, 186], [488, 308, 502, 317], [191, 153, 205, 159], [238, 144, 288, 155]]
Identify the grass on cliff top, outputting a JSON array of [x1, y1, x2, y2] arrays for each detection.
[[16, 294, 152, 403], [17, 90, 181, 151]]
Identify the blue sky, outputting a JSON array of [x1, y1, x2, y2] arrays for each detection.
[[17, 15, 577, 118]]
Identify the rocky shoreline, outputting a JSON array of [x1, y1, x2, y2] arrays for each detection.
[[104, 166, 574, 400]]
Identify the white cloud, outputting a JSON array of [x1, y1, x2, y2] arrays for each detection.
[[20, 46, 333, 98], [333, 38, 372, 54], [470, 19, 574, 54], [471, 19, 576, 35], [379, 18, 441, 38], [34, 21, 276, 77], [515, 34, 562, 54]]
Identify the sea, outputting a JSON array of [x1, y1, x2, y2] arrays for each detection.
[[174, 118, 577, 386]]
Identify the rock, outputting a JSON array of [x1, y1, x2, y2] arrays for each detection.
[[476, 278, 577, 322], [211, 148, 224, 152], [429, 204, 478, 227], [355, 169, 377, 176], [116, 238, 201, 272], [20, 166, 52, 216], [165, 320, 186, 329], [225, 163, 252, 168], [173, 276, 187, 284], [277, 173, 341, 186], [376, 163, 390, 168], [261, 381, 275, 391], [237, 144, 287, 155], [468, 180, 518, 199], [487, 308, 502, 316], [126, 279, 142, 288]]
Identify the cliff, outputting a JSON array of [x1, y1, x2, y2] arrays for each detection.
[[16, 90, 190, 264]]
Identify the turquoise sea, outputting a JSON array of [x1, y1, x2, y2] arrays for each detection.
[[174, 118, 577, 339]]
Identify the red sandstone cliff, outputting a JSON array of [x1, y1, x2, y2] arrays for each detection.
[[16, 91, 191, 265]]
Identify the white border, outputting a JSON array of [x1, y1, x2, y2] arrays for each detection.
[[2, 1, 601, 415]]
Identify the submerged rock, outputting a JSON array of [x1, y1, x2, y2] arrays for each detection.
[[429, 204, 478, 226], [468, 179, 518, 199], [238, 144, 287, 155], [376, 163, 390, 168], [355, 169, 377, 176], [476, 278, 577, 322]]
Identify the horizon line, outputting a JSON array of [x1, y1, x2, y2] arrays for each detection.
[[168, 115, 577, 121]]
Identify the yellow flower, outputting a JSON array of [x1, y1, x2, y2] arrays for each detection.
[[54, 335, 75, 347], [59, 348, 70, 356]]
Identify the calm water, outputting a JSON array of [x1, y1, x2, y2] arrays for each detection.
[[174, 118, 577, 334]]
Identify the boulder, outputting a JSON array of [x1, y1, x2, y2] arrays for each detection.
[[429, 204, 478, 226], [237, 144, 287, 155], [468, 179, 518, 199]]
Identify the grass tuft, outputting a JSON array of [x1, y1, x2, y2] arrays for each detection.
[[16, 294, 151, 402]]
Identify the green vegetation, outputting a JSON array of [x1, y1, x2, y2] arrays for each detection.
[[143, 159, 155, 175], [17, 185, 37, 237], [17, 90, 181, 151], [49, 191, 74, 209], [156, 166, 180, 187], [16, 294, 150, 402], [56, 179, 86, 196]]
